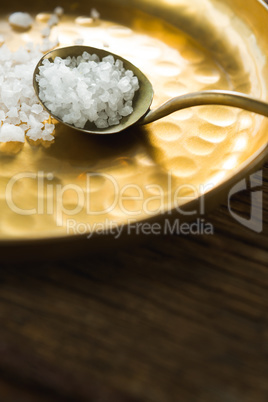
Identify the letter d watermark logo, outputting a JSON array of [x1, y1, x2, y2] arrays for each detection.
[[228, 170, 263, 233]]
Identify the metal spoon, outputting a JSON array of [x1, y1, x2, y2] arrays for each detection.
[[33, 45, 268, 135]]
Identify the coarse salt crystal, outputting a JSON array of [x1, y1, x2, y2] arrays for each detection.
[[0, 40, 55, 143], [54, 7, 64, 16], [19, 111, 28, 123], [41, 26, 51, 38], [40, 37, 59, 53], [7, 107, 19, 118], [48, 14, 59, 27], [31, 104, 44, 114], [0, 111, 5, 121], [90, 8, 100, 20], [74, 38, 84, 45], [0, 123, 25, 143], [44, 123, 55, 133], [9, 12, 33, 29], [27, 127, 44, 140]]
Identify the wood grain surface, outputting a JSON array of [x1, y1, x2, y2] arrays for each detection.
[[0, 159, 267, 402], [0, 0, 268, 397]]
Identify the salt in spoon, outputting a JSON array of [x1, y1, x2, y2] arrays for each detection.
[[33, 45, 268, 135]]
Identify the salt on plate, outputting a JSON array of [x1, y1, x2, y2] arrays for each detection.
[[36, 52, 140, 129], [41, 26, 51, 38], [8, 12, 33, 29], [48, 14, 59, 28], [0, 111, 5, 122], [0, 42, 55, 143], [54, 7, 64, 17], [74, 38, 84, 45]]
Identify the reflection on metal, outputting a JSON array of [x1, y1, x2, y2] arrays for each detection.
[[0, 0, 267, 241]]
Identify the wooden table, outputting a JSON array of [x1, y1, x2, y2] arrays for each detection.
[[0, 157, 267, 402]]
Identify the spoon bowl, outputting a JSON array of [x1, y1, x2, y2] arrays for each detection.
[[33, 45, 154, 134], [33, 45, 268, 135]]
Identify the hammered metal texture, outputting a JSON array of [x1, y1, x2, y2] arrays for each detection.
[[0, 0, 267, 240]]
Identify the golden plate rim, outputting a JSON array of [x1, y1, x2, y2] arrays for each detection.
[[0, 0, 267, 246]]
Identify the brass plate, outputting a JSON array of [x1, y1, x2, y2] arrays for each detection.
[[0, 0, 267, 243]]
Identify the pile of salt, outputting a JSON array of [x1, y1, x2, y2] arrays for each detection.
[[0, 8, 66, 144], [36, 52, 139, 129], [0, 44, 55, 143]]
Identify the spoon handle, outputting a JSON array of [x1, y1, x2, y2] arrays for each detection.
[[139, 90, 268, 125]]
